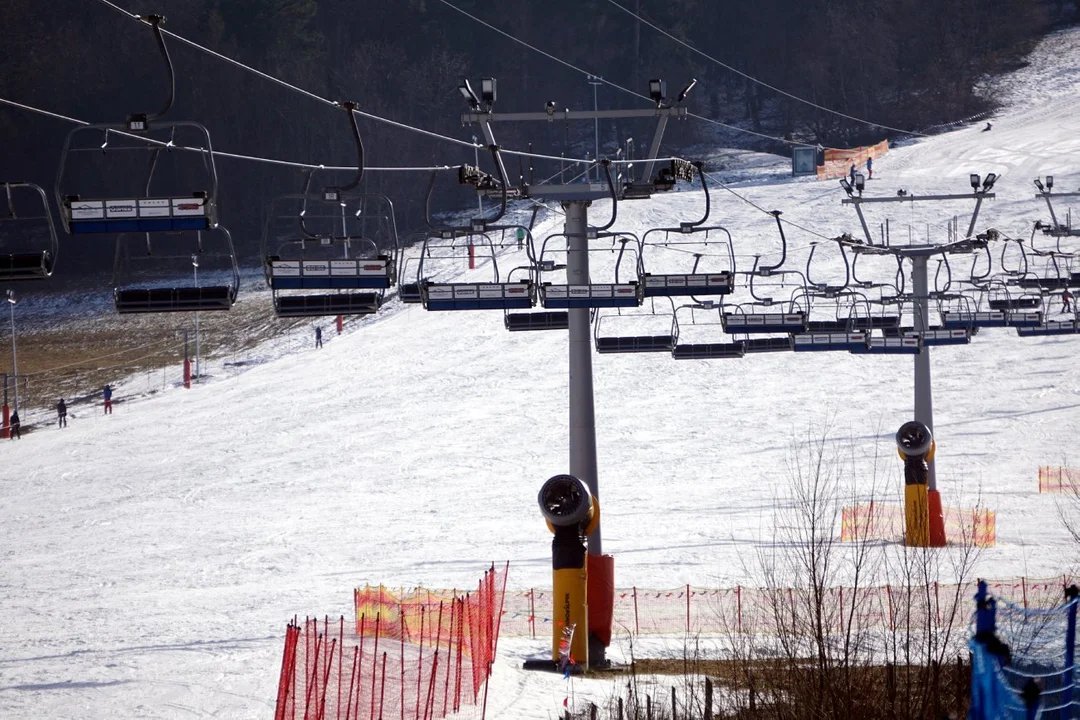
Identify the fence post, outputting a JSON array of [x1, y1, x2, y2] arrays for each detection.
[[685, 584, 691, 634], [633, 586, 640, 636], [529, 588, 536, 639], [671, 686, 677, 720], [1064, 585, 1078, 712], [646, 693, 652, 720], [1022, 576, 1028, 609], [590, 702, 598, 720], [886, 584, 895, 632], [618, 696, 624, 720], [704, 677, 712, 720]]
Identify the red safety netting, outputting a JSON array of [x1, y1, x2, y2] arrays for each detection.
[[817, 140, 889, 180], [276, 564, 506, 720], [840, 501, 996, 547], [1038, 465, 1080, 493], [493, 576, 1075, 639]]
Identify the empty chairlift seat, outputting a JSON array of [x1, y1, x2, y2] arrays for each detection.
[[268, 256, 394, 290], [595, 334, 673, 354], [540, 283, 641, 309], [0, 181, 60, 281], [64, 194, 215, 234], [722, 312, 807, 334], [505, 311, 569, 332], [422, 281, 534, 311], [742, 337, 793, 353], [399, 282, 423, 304], [804, 319, 852, 333], [1017, 319, 1080, 337], [641, 272, 734, 298], [988, 297, 1041, 311], [1017, 276, 1078, 290], [274, 293, 380, 317], [115, 285, 235, 314], [849, 315, 900, 331], [672, 341, 746, 360], [0, 252, 53, 281], [793, 331, 869, 352]]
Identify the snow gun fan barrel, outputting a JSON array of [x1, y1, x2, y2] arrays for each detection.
[[533, 474, 599, 670], [896, 421, 940, 547]]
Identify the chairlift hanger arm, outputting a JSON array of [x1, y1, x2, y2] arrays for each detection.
[[592, 160, 618, 233], [327, 101, 365, 195], [934, 255, 953, 294], [680, 162, 710, 230], [754, 211, 788, 274], [142, 15, 175, 123]]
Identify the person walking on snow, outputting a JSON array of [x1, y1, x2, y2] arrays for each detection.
[[1063, 290, 1074, 314], [866, 156, 873, 180], [849, 163, 856, 186], [314, 325, 323, 349], [57, 398, 67, 428], [103, 384, 113, 415], [9, 410, 19, 439]]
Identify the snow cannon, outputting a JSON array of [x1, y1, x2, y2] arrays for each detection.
[[896, 420, 938, 547], [538, 474, 598, 670]]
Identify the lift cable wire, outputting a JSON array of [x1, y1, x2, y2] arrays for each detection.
[[600, 0, 929, 138], [0, 96, 462, 173], [436, 0, 835, 150], [88, 0, 619, 168], [702, 171, 835, 242]]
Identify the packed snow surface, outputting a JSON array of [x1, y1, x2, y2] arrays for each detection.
[[5, 24, 1080, 720]]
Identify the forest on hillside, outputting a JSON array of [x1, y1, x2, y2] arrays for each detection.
[[0, 0, 1075, 271]]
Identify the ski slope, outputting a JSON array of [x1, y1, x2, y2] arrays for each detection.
[[5, 25, 1080, 720]]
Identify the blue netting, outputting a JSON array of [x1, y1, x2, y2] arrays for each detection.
[[970, 592, 1079, 720]]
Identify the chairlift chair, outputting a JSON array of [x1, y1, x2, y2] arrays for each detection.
[[112, 226, 239, 313], [502, 263, 568, 331], [417, 232, 534, 311], [536, 231, 642, 309], [592, 299, 676, 354], [671, 303, 745, 359], [55, 17, 219, 236], [638, 169, 737, 299], [0, 182, 59, 281], [263, 187, 398, 318]]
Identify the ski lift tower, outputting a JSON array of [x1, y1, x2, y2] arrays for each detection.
[[459, 76, 693, 668], [841, 171, 998, 546]]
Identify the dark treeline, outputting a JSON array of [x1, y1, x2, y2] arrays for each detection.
[[0, 0, 1073, 274]]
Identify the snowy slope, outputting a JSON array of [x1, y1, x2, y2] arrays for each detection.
[[5, 25, 1080, 720]]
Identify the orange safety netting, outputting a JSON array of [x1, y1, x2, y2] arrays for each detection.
[[840, 501, 996, 547], [275, 564, 506, 720], [494, 576, 1075, 640], [1038, 466, 1080, 493], [817, 140, 889, 180]]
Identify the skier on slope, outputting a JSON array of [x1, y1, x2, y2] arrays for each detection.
[[57, 398, 67, 429], [1063, 289, 1074, 314], [9, 410, 20, 439]]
